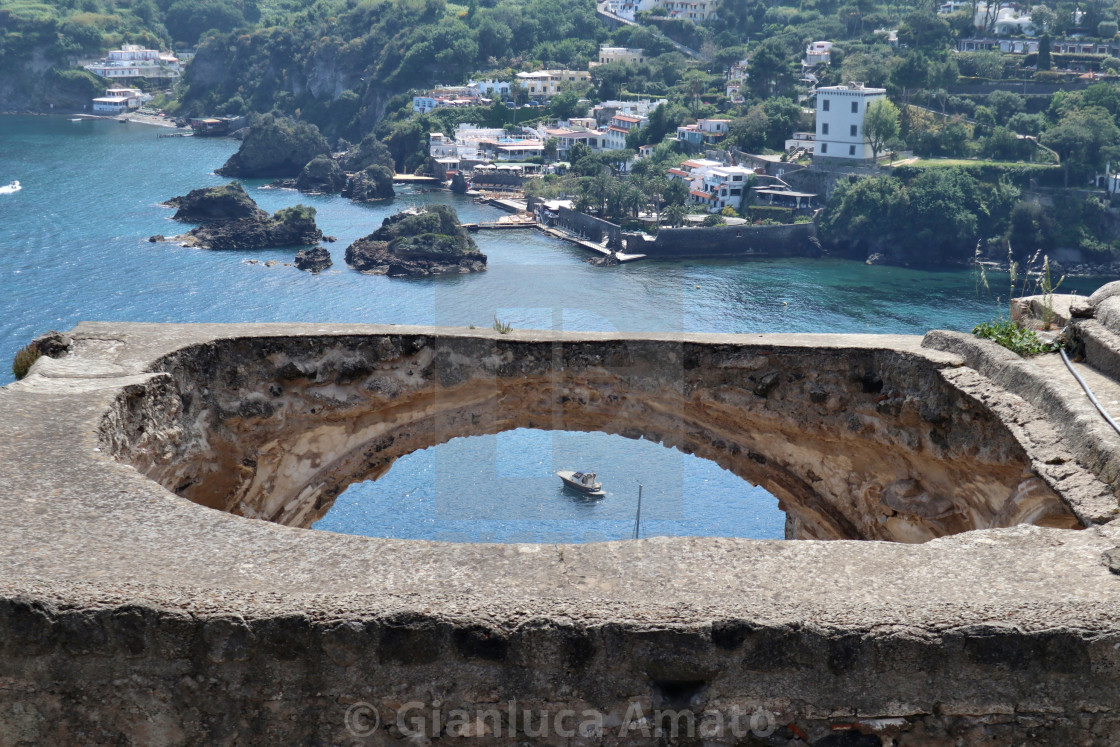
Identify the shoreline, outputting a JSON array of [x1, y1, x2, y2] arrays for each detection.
[[0, 110, 182, 129], [73, 112, 181, 129]]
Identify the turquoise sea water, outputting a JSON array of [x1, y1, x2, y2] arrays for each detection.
[[0, 114, 1108, 542]]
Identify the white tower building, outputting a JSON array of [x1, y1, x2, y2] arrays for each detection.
[[814, 82, 886, 161]]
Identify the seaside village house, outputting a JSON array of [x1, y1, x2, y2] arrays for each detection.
[[668, 159, 752, 212], [84, 45, 181, 80], [803, 41, 833, 68], [91, 87, 144, 114], [601, 0, 717, 22], [676, 119, 731, 147], [813, 82, 886, 160], [516, 70, 592, 100], [592, 47, 646, 67], [602, 112, 648, 151]]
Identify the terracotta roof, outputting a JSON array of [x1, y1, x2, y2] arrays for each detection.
[[690, 189, 714, 199], [613, 114, 642, 123]]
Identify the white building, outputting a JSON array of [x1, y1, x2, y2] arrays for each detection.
[[594, 46, 646, 66], [675, 119, 731, 147], [84, 45, 180, 80], [659, 0, 718, 22], [814, 82, 886, 161], [468, 78, 513, 99], [412, 89, 474, 113], [91, 87, 144, 114], [785, 131, 816, 153], [666, 160, 754, 212], [601, 113, 647, 151], [428, 125, 510, 160], [694, 165, 755, 212], [803, 41, 833, 67], [541, 126, 603, 158], [516, 70, 591, 99], [973, 4, 1036, 35]]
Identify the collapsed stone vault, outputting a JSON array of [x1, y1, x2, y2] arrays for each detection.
[[103, 328, 1093, 541], [4, 322, 1120, 744]]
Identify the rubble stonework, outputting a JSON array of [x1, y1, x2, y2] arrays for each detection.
[[4, 322, 1120, 743]]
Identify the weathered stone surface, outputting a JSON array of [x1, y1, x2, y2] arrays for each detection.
[[3, 323, 1120, 743], [1011, 293, 1080, 330], [293, 246, 332, 272]]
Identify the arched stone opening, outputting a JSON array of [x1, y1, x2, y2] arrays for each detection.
[[102, 331, 1084, 541], [317, 427, 786, 543]]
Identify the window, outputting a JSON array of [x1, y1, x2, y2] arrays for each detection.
[[822, 99, 830, 111], [850, 124, 858, 137], [821, 143, 828, 153], [849, 145, 856, 155], [822, 123, 829, 135], [732, 175, 742, 181], [851, 101, 859, 113]]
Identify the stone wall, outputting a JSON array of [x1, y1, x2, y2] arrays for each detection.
[[632, 221, 817, 258], [555, 207, 622, 250], [3, 322, 1120, 744]]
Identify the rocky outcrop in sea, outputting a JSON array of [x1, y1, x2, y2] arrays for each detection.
[[342, 165, 395, 202], [158, 182, 323, 251], [344, 205, 486, 277], [294, 247, 333, 272], [296, 155, 346, 194]]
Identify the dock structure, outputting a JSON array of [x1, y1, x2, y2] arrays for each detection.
[[463, 221, 537, 231], [481, 196, 529, 213], [392, 174, 442, 185], [538, 225, 646, 262]]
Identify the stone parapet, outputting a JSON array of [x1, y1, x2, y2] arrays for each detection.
[[2, 323, 1120, 743]]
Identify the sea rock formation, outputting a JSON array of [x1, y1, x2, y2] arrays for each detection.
[[342, 164, 395, 202], [161, 182, 323, 250], [294, 246, 332, 272], [295, 155, 346, 194], [344, 204, 485, 276], [216, 114, 330, 178], [163, 181, 263, 222]]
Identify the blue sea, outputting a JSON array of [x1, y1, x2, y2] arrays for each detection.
[[0, 114, 1106, 542]]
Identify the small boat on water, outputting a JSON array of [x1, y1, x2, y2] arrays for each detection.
[[557, 470, 605, 496], [0, 181, 20, 195]]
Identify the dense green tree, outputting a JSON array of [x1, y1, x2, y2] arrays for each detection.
[[165, 0, 257, 44], [897, 11, 951, 51], [987, 90, 1025, 125], [1042, 106, 1120, 185], [383, 120, 426, 172], [217, 114, 330, 178], [863, 98, 900, 161], [747, 37, 796, 98], [889, 52, 929, 105], [1038, 34, 1052, 71]]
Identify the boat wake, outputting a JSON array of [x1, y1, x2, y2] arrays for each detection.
[[0, 181, 21, 195]]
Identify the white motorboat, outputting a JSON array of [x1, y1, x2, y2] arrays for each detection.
[[0, 181, 20, 194], [557, 470, 604, 496]]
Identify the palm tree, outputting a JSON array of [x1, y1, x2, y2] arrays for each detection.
[[665, 203, 687, 227]]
